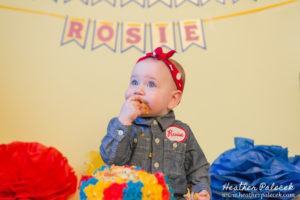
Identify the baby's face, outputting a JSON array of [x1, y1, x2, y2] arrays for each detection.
[[125, 58, 177, 117]]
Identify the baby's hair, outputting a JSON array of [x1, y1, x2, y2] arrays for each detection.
[[169, 58, 185, 91]]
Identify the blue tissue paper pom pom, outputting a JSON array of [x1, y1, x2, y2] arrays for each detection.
[[209, 137, 300, 200]]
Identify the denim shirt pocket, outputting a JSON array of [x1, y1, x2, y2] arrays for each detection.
[[163, 139, 186, 177], [129, 134, 151, 169]]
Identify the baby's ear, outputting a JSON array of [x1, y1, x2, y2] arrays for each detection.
[[167, 90, 183, 110]]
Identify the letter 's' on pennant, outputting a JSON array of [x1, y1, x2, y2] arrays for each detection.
[[61, 16, 90, 49], [121, 22, 146, 53], [178, 19, 206, 52], [92, 21, 119, 52], [150, 22, 176, 51]]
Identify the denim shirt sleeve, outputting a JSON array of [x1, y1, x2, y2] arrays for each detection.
[[184, 125, 211, 195], [100, 117, 133, 165]]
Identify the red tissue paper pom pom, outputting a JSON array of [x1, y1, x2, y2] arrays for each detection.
[[0, 142, 78, 200]]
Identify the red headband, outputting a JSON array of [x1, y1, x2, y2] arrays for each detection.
[[136, 47, 183, 92]]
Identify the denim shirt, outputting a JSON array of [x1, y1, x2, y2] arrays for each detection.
[[100, 111, 210, 199]]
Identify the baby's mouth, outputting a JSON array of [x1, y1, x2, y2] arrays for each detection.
[[140, 101, 150, 115]]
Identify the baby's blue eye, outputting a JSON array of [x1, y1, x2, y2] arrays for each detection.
[[148, 81, 156, 88], [131, 80, 139, 86]]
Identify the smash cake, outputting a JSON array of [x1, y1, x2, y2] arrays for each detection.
[[79, 165, 175, 200]]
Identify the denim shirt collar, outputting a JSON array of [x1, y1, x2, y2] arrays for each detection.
[[134, 110, 175, 130]]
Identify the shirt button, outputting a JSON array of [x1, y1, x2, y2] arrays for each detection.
[[173, 143, 178, 149], [117, 130, 124, 136], [155, 138, 160, 144], [134, 138, 138, 143], [154, 162, 159, 168], [153, 120, 158, 125]]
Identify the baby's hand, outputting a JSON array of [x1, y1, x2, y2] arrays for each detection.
[[118, 96, 149, 125], [187, 190, 210, 200]]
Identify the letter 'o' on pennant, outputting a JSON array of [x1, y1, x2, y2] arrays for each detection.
[[92, 21, 119, 52], [150, 22, 176, 51], [120, 22, 146, 53], [178, 19, 206, 52], [148, 0, 172, 8], [121, 0, 145, 7], [61, 16, 90, 49]]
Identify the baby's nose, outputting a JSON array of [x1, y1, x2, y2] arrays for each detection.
[[134, 85, 145, 96]]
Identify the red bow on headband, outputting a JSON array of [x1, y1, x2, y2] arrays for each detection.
[[137, 47, 183, 92]]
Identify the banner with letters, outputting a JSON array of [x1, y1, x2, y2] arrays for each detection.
[[61, 17, 206, 53], [1, 0, 295, 53]]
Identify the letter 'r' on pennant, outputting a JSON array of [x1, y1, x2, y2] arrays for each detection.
[[92, 21, 119, 52], [120, 22, 146, 53], [178, 19, 206, 52], [150, 22, 176, 51], [148, 0, 172, 8], [121, 0, 145, 7], [61, 16, 90, 49]]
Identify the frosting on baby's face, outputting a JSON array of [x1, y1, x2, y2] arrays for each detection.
[[125, 58, 177, 117]]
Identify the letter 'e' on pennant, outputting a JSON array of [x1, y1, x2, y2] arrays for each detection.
[[121, 22, 146, 53], [178, 19, 206, 52], [61, 16, 90, 49], [150, 22, 176, 51], [92, 21, 119, 52]]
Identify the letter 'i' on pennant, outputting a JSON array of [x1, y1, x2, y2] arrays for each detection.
[[148, 0, 172, 8], [61, 16, 90, 49], [150, 22, 176, 51], [64, 0, 72, 3], [121, 22, 146, 53], [199, 0, 209, 6], [121, 0, 145, 7], [175, 0, 198, 7], [178, 19, 206, 52], [92, 21, 119, 52], [232, 0, 239, 3], [92, 0, 116, 6]]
